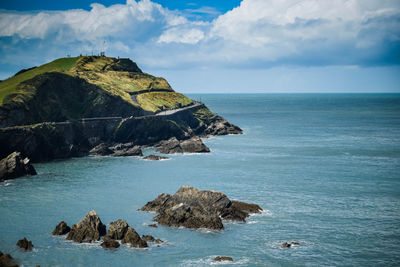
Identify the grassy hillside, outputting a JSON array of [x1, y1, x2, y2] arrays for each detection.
[[136, 92, 193, 112], [0, 56, 196, 126], [0, 57, 78, 105]]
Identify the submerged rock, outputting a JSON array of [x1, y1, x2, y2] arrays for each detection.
[[0, 251, 18, 267], [156, 137, 210, 154], [16, 237, 33, 251], [214, 256, 233, 262], [143, 155, 169, 161], [52, 221, 71, 235], [101, 239, 120, 249], [0, 152, 36, 181], [66, 210, 106, 243], [282, 242, 299, 248], [140, 186, 262, 230], [141, 235, 163, 243]]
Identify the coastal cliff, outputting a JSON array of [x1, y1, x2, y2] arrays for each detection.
[[0, 56, 242, 162]]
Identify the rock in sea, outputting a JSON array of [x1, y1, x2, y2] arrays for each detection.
[[16, 237, 33, 251], [104, 219, 148, 248], [143, 155, 169, 161], [156, 137, 210, 154], [52, 221, 71, 235], [66, 210, 106, 243], [0, 250, 18, 267], [214, 256, 233, 262], [140, 186, 262, 230], [0, 152, 36, 181]]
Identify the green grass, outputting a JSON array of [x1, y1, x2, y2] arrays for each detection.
[[0, 57, 79, 105], [136, 92, 193, 112]]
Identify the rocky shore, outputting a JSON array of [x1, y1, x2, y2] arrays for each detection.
[[140, 186, 262, 230]]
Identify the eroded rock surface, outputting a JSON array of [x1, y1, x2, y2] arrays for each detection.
[[143, 155, 169, 161], [0, 251, 18, 267], [121, 227, 148, 248], [156, 137, 210, 154], [101, 239, 120, 249], [66, 210, 106, 243], [16, 238, 33, 251], [52, 221, 71, 235], [140, 186, 262, 230], [0, 152, 36, 181], [214, 256, 233, 262]]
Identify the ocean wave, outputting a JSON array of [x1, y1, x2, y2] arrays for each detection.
[[181, 256, 249, 266]]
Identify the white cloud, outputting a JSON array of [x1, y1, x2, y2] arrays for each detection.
[[0, 0, 399, 71]]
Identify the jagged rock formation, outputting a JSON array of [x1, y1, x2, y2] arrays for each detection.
[[141, 235, 163, 243], [66, 210, 106, 243], [0, 152, 36, 181], [156, 137, 210, 154], [140, 186, 262, 230], [104, 219, 147, 248], [52, 221, 71, 235], [101, 239, 120, 249], [16, 237, 33, 251], [0, 251, 18, 267]]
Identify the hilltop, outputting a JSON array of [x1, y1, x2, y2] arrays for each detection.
[[0, 56, 192, 127], [0, 56, 242, 162]]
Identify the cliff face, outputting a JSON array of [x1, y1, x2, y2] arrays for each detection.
[[0, 72, 146, 128]]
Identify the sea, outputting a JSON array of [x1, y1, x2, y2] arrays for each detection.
[[1, 94, 399, 266]]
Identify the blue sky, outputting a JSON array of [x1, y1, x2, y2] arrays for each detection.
[[0, 0, 399, 93]]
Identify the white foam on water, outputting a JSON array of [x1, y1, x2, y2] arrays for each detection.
[[181, 256, 249, 266], [0, 180, 12, 187]]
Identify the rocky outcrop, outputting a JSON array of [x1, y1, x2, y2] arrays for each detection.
[[105, 219, 129, 240], [156, 137, 210, 154], [141, 235, 163, 243], [282, 242, 299, 248], [52, 221, 71, 235], [140, 186, 262, 230], [214, 256, 233, 262], [104, 219, 147, 248], [121, 227, 148, 248], [202, 116, 242, 136], [66, 210, 106, 243], [110, 144, 142, 157], [16, 238, 33, 251], [143, 155, 169, 161], [0, 251, 18, 267], [0, 152, 36, 181], [89, 143, 113, 156], [101, 239, 120, 249]]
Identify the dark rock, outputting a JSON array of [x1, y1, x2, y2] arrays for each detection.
[[121, 227, 148, 248], [156, 137, 210, 154], [0, 152, 36, 181], [148, 223, 158, 228], [0, 251, 18, 267], [141, 235, 163, 243], [105, 219, 129, 240], [214, 256, 233, 262], [66, 210, 106, 243], [111, 144, 143, 157], [282, 242, 299, 248], [89, 143, 113, 156], [231, 201, 262, 214], [140, 186, 262, 230], [101, 239, 120, 249], [143, 155, 169, 161], [16, 237, 33, 251], [202, 116, 242, 136], [52, 221, 71, 235]]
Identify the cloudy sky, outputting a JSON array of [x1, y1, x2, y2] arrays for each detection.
[[0, 0, 399, 93]]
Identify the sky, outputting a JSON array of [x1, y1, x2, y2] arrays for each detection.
[[0, 0, 399, 93]]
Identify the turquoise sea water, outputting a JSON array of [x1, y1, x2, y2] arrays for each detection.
[[1, 94, 400, 266]]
